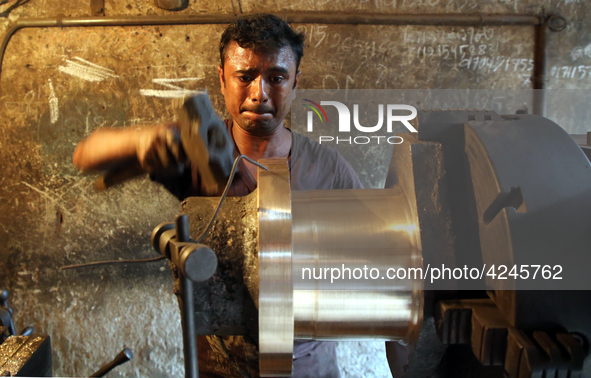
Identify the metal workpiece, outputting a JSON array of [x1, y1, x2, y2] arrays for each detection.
[[291, 187, 423, 342], [177, 159, 427, 376], [294, 289, 421, 340], [257, 158, 294, 377]]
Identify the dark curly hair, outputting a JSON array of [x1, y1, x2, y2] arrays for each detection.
[[219, 14, 305, 71]]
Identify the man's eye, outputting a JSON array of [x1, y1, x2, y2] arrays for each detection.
[[239, 76, 253, 82], [270, 76, 285, 83]]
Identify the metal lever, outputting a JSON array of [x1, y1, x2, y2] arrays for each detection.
[[0, 289, 16, 336], [151, 214, 218, 378], [90, 348, 133, 377], [20, 326, 34, 336], [0, 289, 8, 307]]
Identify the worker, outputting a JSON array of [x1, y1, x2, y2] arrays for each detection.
[[73, 13, 363, 378]]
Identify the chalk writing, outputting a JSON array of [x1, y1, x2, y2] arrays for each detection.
[[550, 65, 591, 80], [47, 79, 59, 124], [458, 56, 533, 74], [570, 44, 591, 61], [140, 77, 204, 98], [409, 43, 499, 61], [58, 57, 119, 82], [403, 27, 496, 46]]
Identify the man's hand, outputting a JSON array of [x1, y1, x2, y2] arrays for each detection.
[[73, 122, 185, 174], [136, 122, 185, 173]]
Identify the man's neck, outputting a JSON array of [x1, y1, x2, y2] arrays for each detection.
[[232, 120, 292, 161]]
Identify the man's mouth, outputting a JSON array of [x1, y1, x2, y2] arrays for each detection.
[[241, 108, 274, 121]]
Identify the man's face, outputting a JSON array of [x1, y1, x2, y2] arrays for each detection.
[[218, 41, 300, 136]]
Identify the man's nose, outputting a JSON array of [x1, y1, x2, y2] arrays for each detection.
[[249, 77, 269, 103]]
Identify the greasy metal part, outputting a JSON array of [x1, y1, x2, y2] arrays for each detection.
[[291, 187, 423, 342], [257, 158, 293, 377], [437, 300, 587, 377], [397, 317, 447, 378], [0, 335, 51, 377]]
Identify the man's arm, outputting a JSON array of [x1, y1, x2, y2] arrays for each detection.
[[73, 123, 182, 173]]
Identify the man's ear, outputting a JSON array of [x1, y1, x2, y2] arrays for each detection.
[[217, 65, 225, 95], [292, 70, 301, 90], [291, 70, 301, 100]]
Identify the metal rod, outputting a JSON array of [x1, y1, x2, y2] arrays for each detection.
[[0, 11, 549, 112], [284, 12, 541, 26], [175, 214, 191, 244], [533, 20, 547, 116], [180, 276, 198, 378], [175, 215, 199, 378], [0, 12, 541, 77]]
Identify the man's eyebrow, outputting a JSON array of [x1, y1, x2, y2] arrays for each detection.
[[234, 69, 256, 74], [233, 67, 290, 75], [268, 66, 290, 74]]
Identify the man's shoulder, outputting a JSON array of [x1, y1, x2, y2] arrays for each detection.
[[291, 130, 340, 160], [290, 130, 363, 190]]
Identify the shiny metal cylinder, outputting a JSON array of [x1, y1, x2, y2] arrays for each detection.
[[291, 186, 423, 342], [258, 159, 294, 377]]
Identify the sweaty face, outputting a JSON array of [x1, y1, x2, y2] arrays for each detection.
[[218, 41, 299, 136]]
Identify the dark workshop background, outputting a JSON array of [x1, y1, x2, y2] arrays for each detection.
[[0, 0, 590, 377]]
